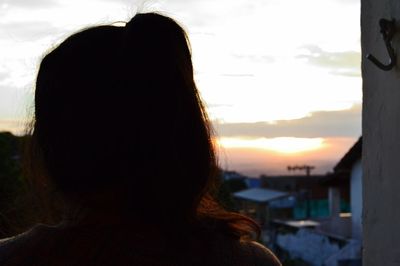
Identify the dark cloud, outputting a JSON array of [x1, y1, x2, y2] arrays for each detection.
[[213, 104, 361, 138], [297, 45, 361, 77]]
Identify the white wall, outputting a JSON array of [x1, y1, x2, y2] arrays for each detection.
[[276, 229, 341, 266], [329, 187, 341, 218], [351, 159, 362, 241], [362, 0, 400, 264]]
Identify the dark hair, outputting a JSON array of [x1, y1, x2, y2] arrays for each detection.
[[27, 13, 259, 239]]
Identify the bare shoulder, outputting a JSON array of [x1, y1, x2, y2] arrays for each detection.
[[239, 240, 282, 266], [0, 226, 44, 265], [0, 236, 16, 246], [0, 234, 25, 265], [0, 230, 31, 250], [211, 232, 281, 266]]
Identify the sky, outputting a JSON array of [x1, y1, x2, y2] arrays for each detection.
[[0, 0, 362, 176]]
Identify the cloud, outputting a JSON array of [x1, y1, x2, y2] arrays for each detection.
[[152, 0, 267, 30], [231, 53, 275, 64], [220, 73, 255, 77], [0, 71, 9, 83], [0, 83, 31, 120], [2, 0, 59, 9], [213, 104, 361, 139], [0, 21, 61, 41], [297, 45, 361, 77], [333, 0, 359, 4]]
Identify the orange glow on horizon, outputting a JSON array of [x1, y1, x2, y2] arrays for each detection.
[[217, 137, 325, 154], [215, 137, 357, 176]]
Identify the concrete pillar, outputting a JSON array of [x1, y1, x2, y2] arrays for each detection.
[[329, 187, 341, 218], [362, 0, 400, 264], [351, 160, 363, 241]]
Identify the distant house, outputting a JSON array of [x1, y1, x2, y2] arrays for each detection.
[[260, 174, 331, 200], [307, 137, 362, 240], [333, 137, 362, 241], [233, 188, 290, 226], [222, 170, 246, 181], [222, 170, 261, 188], [260, 174, 350, 220]]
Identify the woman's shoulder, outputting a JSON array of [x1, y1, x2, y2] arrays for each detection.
[[0, 228, 34, 249], [0, 224, 282, 266], [212, 233, 281, 266], [0, 227, 41, 265], [238, 240, 282, 266], [0, 235, 19, 253]]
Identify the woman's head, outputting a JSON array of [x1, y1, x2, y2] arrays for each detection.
[[32, 13, 215, 221], [29, 12, 258, 238]]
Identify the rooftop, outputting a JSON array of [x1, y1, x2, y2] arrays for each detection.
[[334, 137, 362, 173], [233, 188, 290, 204]]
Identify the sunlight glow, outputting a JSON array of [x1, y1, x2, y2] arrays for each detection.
[[218, 137, 325, 154], [0, 0, 361, 174]]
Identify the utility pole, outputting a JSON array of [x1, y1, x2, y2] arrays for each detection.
[[287, 165, 315, 176]]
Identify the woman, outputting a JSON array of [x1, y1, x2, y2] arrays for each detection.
[[0, 13, 281, 265]]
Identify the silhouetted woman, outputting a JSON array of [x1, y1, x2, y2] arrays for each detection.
[[0, 13, 281, 265]]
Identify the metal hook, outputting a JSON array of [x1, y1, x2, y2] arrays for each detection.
[[366, 19, 397, 71]]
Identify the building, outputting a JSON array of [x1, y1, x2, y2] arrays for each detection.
[[261, 174, 350, 220], [334, 137, 362, 241], [271, 138, 362, 266], [233, 188, 290, 226]]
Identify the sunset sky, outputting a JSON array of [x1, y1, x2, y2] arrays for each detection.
[[0, 0, 361, 176]]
